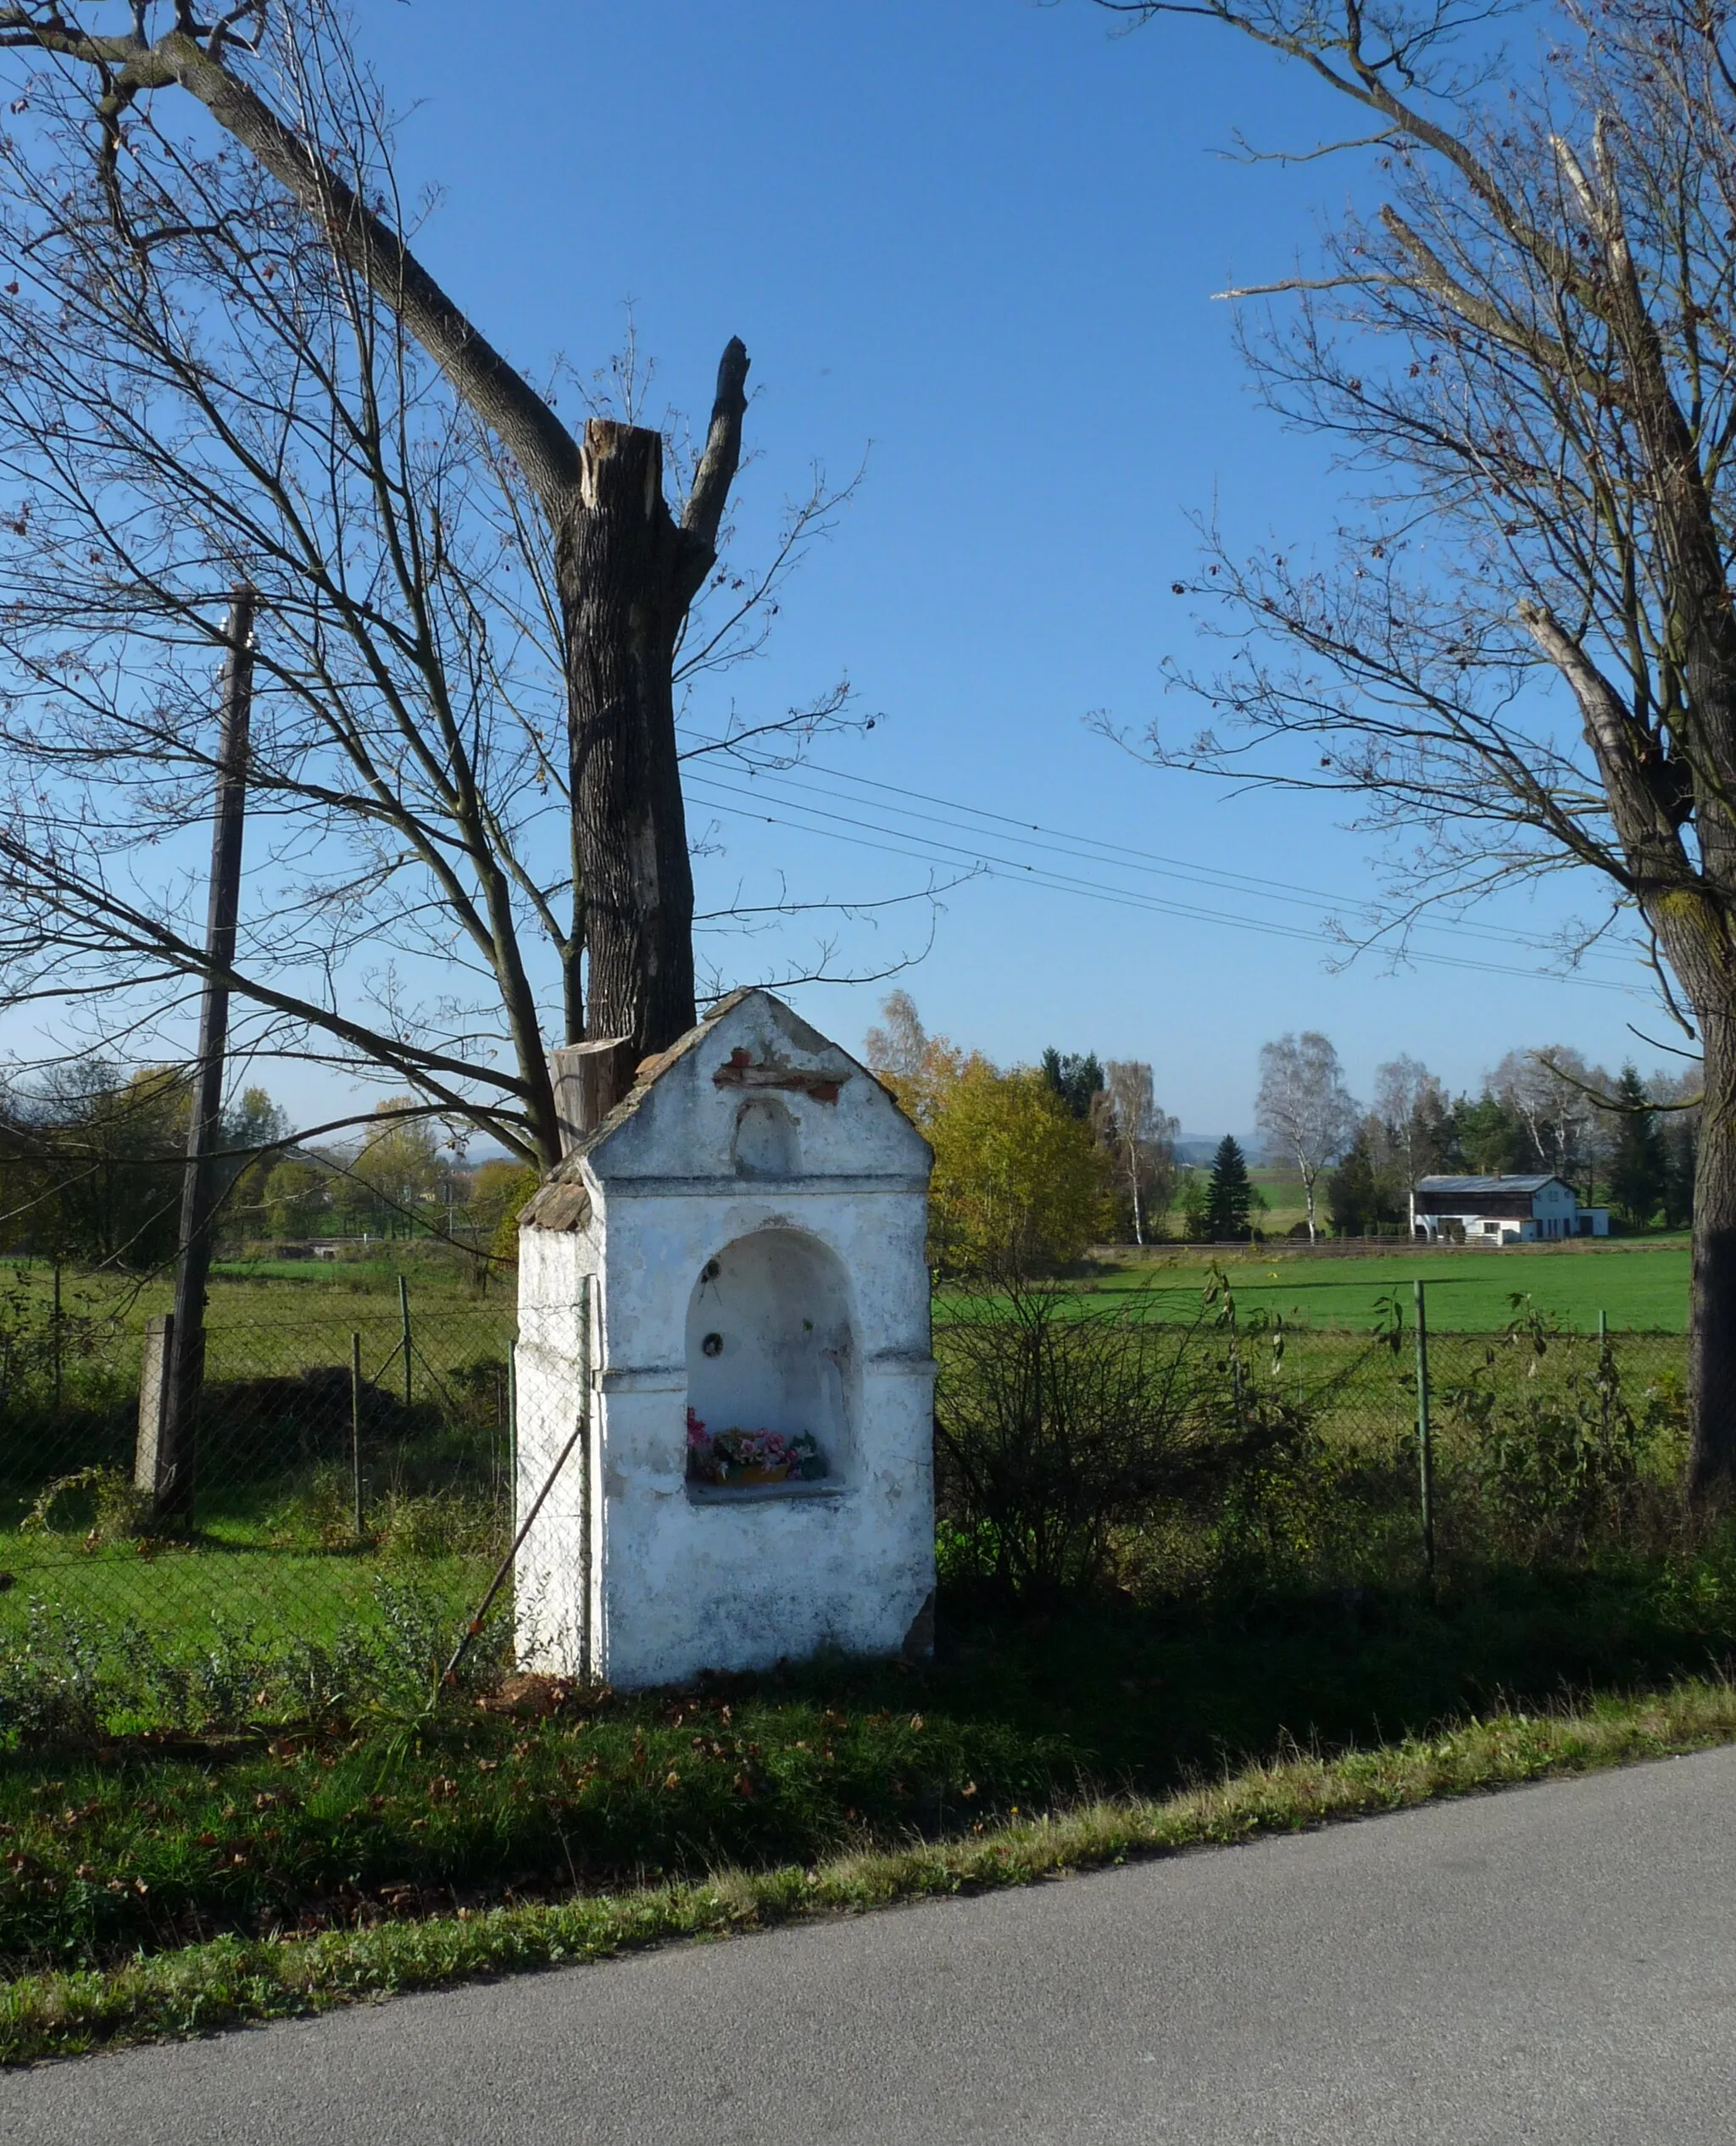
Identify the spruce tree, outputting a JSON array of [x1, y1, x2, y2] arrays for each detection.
[[1327, 1135, 1380, 1237], [1204, 1136, 1254, 1242], [1606, 1066, 1669, 1229], [1040, 1048, 1104, 1120]]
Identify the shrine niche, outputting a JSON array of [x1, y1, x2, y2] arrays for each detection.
[[513, 988, 935, 1689]]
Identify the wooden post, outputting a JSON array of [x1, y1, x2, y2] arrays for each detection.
[[156, 590, 258, 1521], [133, 1310, 174, 1500], [547, 1038, 638, 1156], [1414, 1279, 1436, 1584], [398, 1274, 413, 1413], [350, 1330, 364, 1542]]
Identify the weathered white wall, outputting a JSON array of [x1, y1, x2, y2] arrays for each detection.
[[515, 992, 936, 1690], [513, 1220, 598, 1675]]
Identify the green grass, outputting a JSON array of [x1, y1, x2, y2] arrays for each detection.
[[1247, 1168, 1309, 1233], [1088, 1237, 1691, 1332], [0, 1535, 494, 1657], [7, 1536, 1736, 1969], [5, 1669, 1734, 2065]]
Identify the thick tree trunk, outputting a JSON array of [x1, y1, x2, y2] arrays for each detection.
[[557, 420, 698, 1059], [1689, 1005, 1736, 1498]]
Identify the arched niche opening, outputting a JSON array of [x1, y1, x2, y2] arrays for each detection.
[[732, 1094, 800, 1179], [684, 1227, 857, 1490]]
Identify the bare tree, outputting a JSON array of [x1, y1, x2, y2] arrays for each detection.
[[862, 990, 932, 1089], [1255, 1031, 1359, 1242], [1095, 1059, 1178, 1245], [0, 5, 896, 1167], [1094, 0, 1736, 1490], [1488, 1046, 1611, 1190], [1372, 1054, 1449, 1188]]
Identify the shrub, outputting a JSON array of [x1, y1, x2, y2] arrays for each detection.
[[933, 1276, 1305, 1602], [1437, 1321, 1686, 1556], [18, 1464, 151, 1544]]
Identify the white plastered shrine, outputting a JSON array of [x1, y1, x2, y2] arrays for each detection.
[[513, 989, 937, 1689]]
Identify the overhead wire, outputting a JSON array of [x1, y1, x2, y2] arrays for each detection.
[[680, 742, 1650, 999]]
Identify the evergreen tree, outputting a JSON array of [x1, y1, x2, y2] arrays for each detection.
[[1039, 1047, 1104, 1120], [1605, 1066, 1669, 1229], [1203, 1136, 1255, 1242], [1327, 1134, 1385, 1237], [1450, 1092, 1528, 1174], [1663, 1113, 1698, 1228]]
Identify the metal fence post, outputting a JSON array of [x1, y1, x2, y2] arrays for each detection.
[[51, 1260, 61, 1414], [506, 1339, 518, 1501], [580, 1276, 594, 1681], [398, 1274, 413, 1413], [350, 1330, 364, 1542], [1414, 1277, 1436, 1584], [1598, 1307, 1611, 1444]]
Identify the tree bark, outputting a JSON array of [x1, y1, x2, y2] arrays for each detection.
[[557, 419, 698, 1059], [1689, 1006, 1736, 1498]]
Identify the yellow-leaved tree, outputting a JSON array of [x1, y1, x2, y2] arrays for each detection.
[[865, 993, 1110, 1278]]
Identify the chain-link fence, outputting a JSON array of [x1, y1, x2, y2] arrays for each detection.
[[930, 1283, 1693, 1600], [0, 1259, 1697, 1726], [0, 1265, 515, 1722]]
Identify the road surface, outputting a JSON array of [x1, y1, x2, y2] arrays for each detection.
[[5, 1745, 1735, 2143]]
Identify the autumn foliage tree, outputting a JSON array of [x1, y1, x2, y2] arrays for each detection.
[[864, 993, 1111, 1276]]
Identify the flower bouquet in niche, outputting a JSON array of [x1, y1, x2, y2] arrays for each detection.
[[686, 1410, 826, 1487]]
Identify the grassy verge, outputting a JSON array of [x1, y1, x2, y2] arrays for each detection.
[[4, 1676, 1733, 2065]]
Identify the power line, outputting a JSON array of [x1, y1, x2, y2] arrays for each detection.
[[682, 738, 1639, 975], [682, 758, 1650, 998]]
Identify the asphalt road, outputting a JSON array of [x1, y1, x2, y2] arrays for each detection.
[[6, 1746, 1736, 2144]]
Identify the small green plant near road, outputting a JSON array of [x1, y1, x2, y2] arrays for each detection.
[[1434, 1312, 1689, 1556]]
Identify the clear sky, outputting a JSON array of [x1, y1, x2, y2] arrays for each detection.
[[166, 4, 1682, 1132]]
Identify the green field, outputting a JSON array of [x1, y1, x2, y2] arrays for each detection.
[[1091, 1237, 1691, 1332]]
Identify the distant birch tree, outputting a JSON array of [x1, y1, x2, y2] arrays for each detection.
[[1096, 1059, 1178, 1244], [1255, 1031, 1359, 1243]]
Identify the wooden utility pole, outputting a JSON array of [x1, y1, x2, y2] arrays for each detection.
[[149, 591, 258, 1521]]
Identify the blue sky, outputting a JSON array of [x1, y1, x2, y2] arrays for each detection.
[[222, 5, 1673, 1130]]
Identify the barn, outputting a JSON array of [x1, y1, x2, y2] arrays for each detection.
[[1409, 1174, 1610, 1244]]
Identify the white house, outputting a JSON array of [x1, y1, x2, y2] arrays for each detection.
[[1410, 1174, 1610, 1244], [512, 988, 938, 1690]]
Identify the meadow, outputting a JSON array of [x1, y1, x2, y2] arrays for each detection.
[[0, 1234, 1693, 1673], [1088, 1236, 1691, 1332], [0, 1251, 515, 1667]]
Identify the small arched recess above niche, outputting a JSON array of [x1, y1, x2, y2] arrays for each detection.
[[732, 1094, 799, 1178]]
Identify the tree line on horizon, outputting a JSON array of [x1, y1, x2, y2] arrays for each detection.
[[865, 993, 1699, 1263], [0, 1067, 533, 1270]]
